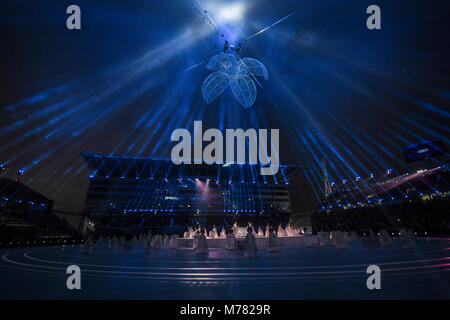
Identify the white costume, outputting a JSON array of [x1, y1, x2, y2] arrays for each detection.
[[220, 228, 226, 238], [232, 222, 238, 237], [265, 225, 270, 238], [169, 235, 178, 249], [184, 227, 193, 239], [278, 225, 288, 237], [318, 232, 331, 246], [335, 231, 347, 249], [163, 235, 170, 248], [212, 226, 218, 239], [257, 227, 264, 237], [330, 231, 337, 245], [151, 235, 162, 248], [286, 224, 293, 237]]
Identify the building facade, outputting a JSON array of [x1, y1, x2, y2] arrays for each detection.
[[82, 153, 297, 228]]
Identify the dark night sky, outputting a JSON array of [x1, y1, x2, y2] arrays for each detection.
[[0, 0, 449, 213]]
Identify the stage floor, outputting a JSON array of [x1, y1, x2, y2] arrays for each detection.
[[1, 238, 450, 299]]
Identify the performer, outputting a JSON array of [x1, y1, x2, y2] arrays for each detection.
[[257, 227, 264, 237], [335, 230, 347, 249], [220, 227, 226, 238], [145, 236, 152, 253], [265, 224, 270, 238], [267, 227, 278, 252], [193, 229, 200, 250], [318, 231, 329, 246], [330, 230, 337, 245], [96, 236, 104, 248], [232, 222, 238, 237], [225, 229, 236, 250], [152, 234, 162, 249], [399, 228, 417, 249], [278, 224, 287, 237], [286, 223, 293, 237], [196, 229, 208, 254], [210, 225, 218, 239], [169, 234, 178, 249], [379, 229, 394, 246], [244, 227, 257, 258], [163, 234, 170, 248], [306, 233, 319, 247], [343, 231, 352, 244], [83, 235, 94, 254], [368, 229, 380, 247], [248, 222, 256, 236]]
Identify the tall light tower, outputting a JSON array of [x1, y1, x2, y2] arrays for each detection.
[[321, 159, 332, 197]]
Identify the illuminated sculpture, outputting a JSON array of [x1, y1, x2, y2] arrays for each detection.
[[186, 2, 294, 108], [201, 53, 268, 108]]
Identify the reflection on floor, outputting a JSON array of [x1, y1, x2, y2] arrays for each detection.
[[1, 238, 450, 299]]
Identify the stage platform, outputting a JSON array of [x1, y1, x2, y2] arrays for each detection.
[[1, 238, 449, 299]]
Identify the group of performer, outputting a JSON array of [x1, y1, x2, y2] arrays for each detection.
[[81, 224, 280, 258], [306, 228, 417, 249], [82, 233, 179, 254], [185, 225, 267, 257], [183, 222, 301, 239], [82, 224, 417, 256]]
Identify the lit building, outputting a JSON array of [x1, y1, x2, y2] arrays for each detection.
[[82, 153, 297, 228]]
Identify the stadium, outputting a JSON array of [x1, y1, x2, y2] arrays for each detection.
[[82, 152, 296, 236], [0, 0, 449, 306]]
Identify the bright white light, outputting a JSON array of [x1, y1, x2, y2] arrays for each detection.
[[213, 2, 246, 23]]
